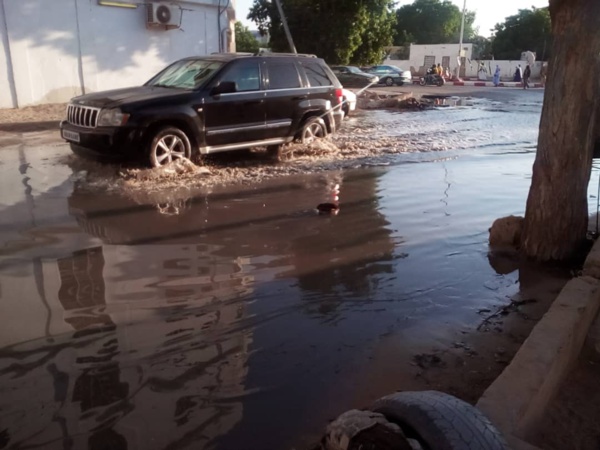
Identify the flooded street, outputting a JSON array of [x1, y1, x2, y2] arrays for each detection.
[[0, 90, 591, 449]]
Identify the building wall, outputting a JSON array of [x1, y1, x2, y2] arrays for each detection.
[[0, 0, 234, 108], [384, 43, 543, 80]]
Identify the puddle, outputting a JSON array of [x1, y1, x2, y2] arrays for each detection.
[[2, 90, 577, 450]]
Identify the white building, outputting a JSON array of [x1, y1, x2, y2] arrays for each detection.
[[0, 0, 236, 108]]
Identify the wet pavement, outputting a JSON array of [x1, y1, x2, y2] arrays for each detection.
[[0, 90, 594, 449]]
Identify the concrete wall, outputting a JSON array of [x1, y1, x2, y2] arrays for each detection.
[[0, 0, 235, 108], [383, 58, 543, 81], [383, 43, 544, 80]]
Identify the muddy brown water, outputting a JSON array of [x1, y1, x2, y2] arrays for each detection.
[[0, 92, 594, 449]]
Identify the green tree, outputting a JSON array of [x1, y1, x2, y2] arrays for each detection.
[[235, 21, 260, 53], [248, 0, 396, 65], [470, 35, 493, 60], [491, 7, 552, 60], [393, 0, 477, 46]]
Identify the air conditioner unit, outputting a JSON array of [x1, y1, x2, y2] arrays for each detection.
[[146, 3, 181, 30]]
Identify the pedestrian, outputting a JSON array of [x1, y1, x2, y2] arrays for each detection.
[[436, 63, 442, 76], [477, 62, 487, 81], [513, 66, 521, 82], [523, 64, 531, 89], [540, 62, 547, 87], [493, 65, 501, 87]]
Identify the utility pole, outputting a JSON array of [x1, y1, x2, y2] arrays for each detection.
[[273, 0, 297, 53], [456, 0, 466, 80]]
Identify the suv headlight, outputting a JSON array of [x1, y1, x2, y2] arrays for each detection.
[[97, 108, 130, 127]]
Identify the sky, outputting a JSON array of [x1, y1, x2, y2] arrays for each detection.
[[235, 0, 549, 38]]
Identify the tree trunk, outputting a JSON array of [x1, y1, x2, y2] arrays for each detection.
[[521, 0, 600, 261]]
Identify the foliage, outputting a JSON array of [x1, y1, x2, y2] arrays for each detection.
[[470, 36, 493, 60], [491, 7, 552, 60], [393, 0, 477, 46], [235, 21, 260, 53], [247, 0, 396, 65]]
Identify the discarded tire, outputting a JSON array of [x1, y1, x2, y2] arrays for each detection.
[[372, 391, 509, 450]]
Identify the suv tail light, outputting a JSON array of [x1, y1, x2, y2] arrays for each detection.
[[335, 88, 344, 105]]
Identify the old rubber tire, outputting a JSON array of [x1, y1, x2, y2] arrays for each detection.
[[148, 126, 192, 168], [299, 116, 327, 144], [372, 391, 509, 450], [385, 77, 394, 86]]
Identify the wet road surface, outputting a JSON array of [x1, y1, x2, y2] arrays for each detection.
[[0, 90, 592, 449]]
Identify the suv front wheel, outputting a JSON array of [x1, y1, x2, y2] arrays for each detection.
[[149, 126, 192, 168], [299, 117, 327, 144]]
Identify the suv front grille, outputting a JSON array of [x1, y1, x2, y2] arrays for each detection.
[[67, 104, 100, 128]]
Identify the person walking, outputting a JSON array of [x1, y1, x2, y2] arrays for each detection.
[[477, 62, 487, 81], [493, 65, 501, 87], [523, 64, 531, 89], [513, 65, 522, 82]]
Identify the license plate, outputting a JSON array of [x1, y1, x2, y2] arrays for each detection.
[[62, 129, 80, 143]]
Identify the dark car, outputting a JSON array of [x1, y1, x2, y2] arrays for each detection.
[[362, 65, 413, 86], [329, 65, 379, 88], [60, 53, 345, 167]]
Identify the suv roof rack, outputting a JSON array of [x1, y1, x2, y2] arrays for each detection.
[[255, 51, 317, 58], [210, 52, 254, 56]]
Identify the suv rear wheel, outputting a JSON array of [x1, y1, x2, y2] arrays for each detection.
[[299, 117, 327, 144], [149, 126, 192, 168]]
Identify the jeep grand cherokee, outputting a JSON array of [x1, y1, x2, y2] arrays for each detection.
[[60, 53, 345, 167]]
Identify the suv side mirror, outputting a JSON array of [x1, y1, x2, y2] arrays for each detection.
[[210, 81, 237, 96]]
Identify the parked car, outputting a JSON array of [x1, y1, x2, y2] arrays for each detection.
[[60, 53, 345, 167], [330, 65, 379, 88], [363, 65, 413, 86], [341, 89, 357, 117]]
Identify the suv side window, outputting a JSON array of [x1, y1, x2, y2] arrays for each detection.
[[266, 60, 301, 89], [219, 61, 261, 92], [303, 62, 332, 87]]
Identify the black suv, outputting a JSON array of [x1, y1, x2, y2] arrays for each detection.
[[60, 53, 344, 167]]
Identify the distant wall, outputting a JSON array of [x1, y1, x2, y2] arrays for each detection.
[[0, 0, 235, 108], [383, 58, 544, 80], [384, 42, 544, 80]]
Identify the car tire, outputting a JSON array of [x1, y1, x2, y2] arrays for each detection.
[[396, 81, 404, 86], [299, 116, 327, 144], [266, 144, 283, 161], [372, 391, 509, 450], [148, 126, 192, 168], [385, 77, 394, 86], [342, 103, 350, 118]]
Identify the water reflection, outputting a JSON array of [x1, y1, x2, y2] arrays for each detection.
[[0, 169, 398, 450]]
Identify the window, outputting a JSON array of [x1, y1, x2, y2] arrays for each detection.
[[147, 59, 223, 89], [219, 62, 261, 92], [303, 62, 332, 87], [267, 61, 301, 89]]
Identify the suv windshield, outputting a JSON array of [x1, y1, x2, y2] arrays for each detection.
[[146, 59, 223, 89]]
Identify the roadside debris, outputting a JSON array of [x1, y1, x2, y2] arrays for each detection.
[[319, 409, 413, 450]]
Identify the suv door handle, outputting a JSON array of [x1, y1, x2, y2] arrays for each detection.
[[292, 95, 308, 100]]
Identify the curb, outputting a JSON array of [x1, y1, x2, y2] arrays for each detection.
[[476, 238, 600, 447], [411, 80, 544, 88], [0, 121, 60, 133]]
